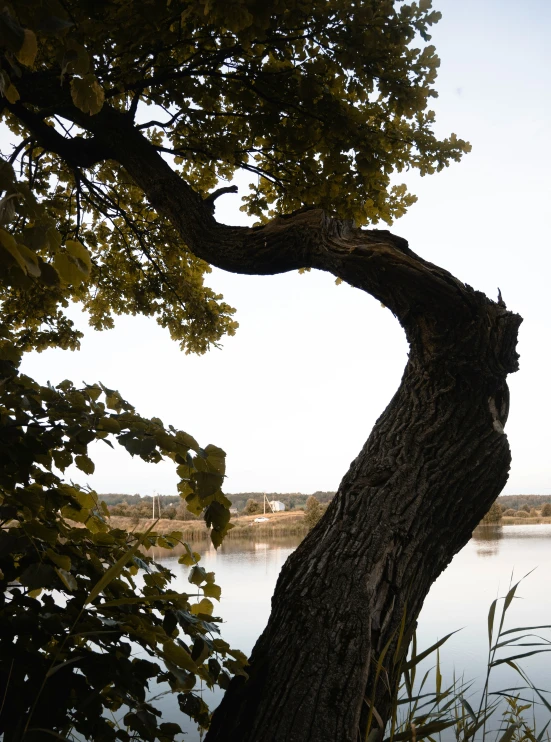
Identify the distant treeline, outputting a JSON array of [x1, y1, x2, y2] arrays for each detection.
[[222, 491, 336, 511], [98, 492, 551, 513], [99, 493, 181, 507], [497, 495, 551, 510], [98, 491, 336, 512]]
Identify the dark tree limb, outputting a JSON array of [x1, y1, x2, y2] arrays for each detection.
[[203, 184, 239, 212], [5, 100, 108, 169]]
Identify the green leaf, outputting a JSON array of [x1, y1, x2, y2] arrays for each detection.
[[85, 384, 102, 401], [52, 449, 73, 472], [203, 444, 226, 475], [202, 582, 221, 601], [178, 544, 200, 566], [191, 598, 213, 617], [19, 563, 57, 590], [72, 490, 97, 509], [54, 250, 90, 285], [45, 549, 71, 571], [194, 471, 223, 499], [60, 505, 89, 523], [163, 640, 197, 672], [56, 567, 78, 591], [98, 417, 121, 434], [86, 523, 155, 604], [75, 454, 95, 475], [404, 630, 461, 671], [66, 239, 91, 276], [15, 28, 37, 67], [70, 74, 105, 115], [488, 597, 497, 646], [189, 565, 207, 586], [0, 228, 26, 271], [23, 522, 58, 546], [15, 243, 41, 277]]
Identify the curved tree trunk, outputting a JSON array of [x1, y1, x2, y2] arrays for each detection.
[[205, 293, 521, 742], [10, 87, 522, 742]]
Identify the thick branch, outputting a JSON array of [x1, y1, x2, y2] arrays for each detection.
[[11, 77, 520, 375], [5, 101, 108, 169]]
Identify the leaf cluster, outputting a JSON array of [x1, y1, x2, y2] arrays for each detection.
[[0, 0, 470, 355], [0, 329, 242, 739]]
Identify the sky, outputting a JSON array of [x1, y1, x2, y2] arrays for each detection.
[[17, 0, 551, 496]]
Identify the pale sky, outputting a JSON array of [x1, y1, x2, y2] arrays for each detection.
[[18, 0, 551, 496]]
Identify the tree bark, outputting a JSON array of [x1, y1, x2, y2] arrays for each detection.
[[11, 85, 523, 742], [203, 288, 520, 742]]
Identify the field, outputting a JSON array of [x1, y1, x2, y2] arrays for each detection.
[[107, 509, 309, 539]]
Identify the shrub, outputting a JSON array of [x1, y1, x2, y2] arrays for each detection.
[[304, 496, 323, 530], [243, 499, 262, 515], [480, 500, 502, 524], [541, 503, 551, 517], [529, 508, 538, 517], [514, 510, 529, 519], [521, 504, 531, 513], [502, 508, 517, 516]]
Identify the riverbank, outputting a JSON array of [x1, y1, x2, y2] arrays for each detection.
[[104, 512, 551, 540], [501, 516, 551, 525], [108, 509, 310, 540]]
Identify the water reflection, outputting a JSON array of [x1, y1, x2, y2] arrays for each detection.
[[472, 524, 503, 557], [147, 526, 551, 740], [148, 535, 301, 562]]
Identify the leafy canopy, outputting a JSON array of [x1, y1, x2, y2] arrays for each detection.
[[0, 327, 244, 740], [0, 0, 469, 351], [0, 1, 471, 739]]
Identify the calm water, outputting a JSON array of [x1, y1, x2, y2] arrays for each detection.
[[150, 526, 551, 739]]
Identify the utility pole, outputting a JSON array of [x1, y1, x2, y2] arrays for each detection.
[[263, 493, 274, 515]]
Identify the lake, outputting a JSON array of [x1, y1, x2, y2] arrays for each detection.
[[150, 525, 551, 739]]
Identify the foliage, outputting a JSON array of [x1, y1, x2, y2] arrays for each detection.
[[503, 508, 518, 517], [104, 494, 182, 508], [513, 511, 530, 519], [0, 1, 474, 738], [217, 491, 336, 512], [498, 496, 551, 511], [242, 498, 262, 515], [0, 333, 245, 739], [480, 500, 502, 525], [542, 504, 551, 517], [0, 0, 470, 354], [304, 496, 323, 530], [377, 574, 551, 742], [521, 505, 532, 513]]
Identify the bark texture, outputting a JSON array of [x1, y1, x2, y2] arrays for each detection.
[[12, 82, 523, 742], [204, 291, 520, 742]]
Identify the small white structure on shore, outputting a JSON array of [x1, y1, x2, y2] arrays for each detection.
[[269, 500, 286, 512]]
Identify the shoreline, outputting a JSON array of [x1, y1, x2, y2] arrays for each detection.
[[104, 513, 551, 539]]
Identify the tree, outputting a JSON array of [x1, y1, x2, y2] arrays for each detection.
[[243, 499, 262, 515], [0, 3, 521, 741], [542, 503, 551, 517], [304, 496, 323, 530], [480, 500, 502, 525]]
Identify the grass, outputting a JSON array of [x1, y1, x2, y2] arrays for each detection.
[[374, 572, 551, 742], [107, 511, 310, 540], [501, 517, 551, 526]]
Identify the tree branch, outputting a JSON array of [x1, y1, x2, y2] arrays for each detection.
[[5, 101, 109, 169], [203, 185, 238, 212], [51, 104, 480, 326], [8, 80, 519, 375]]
